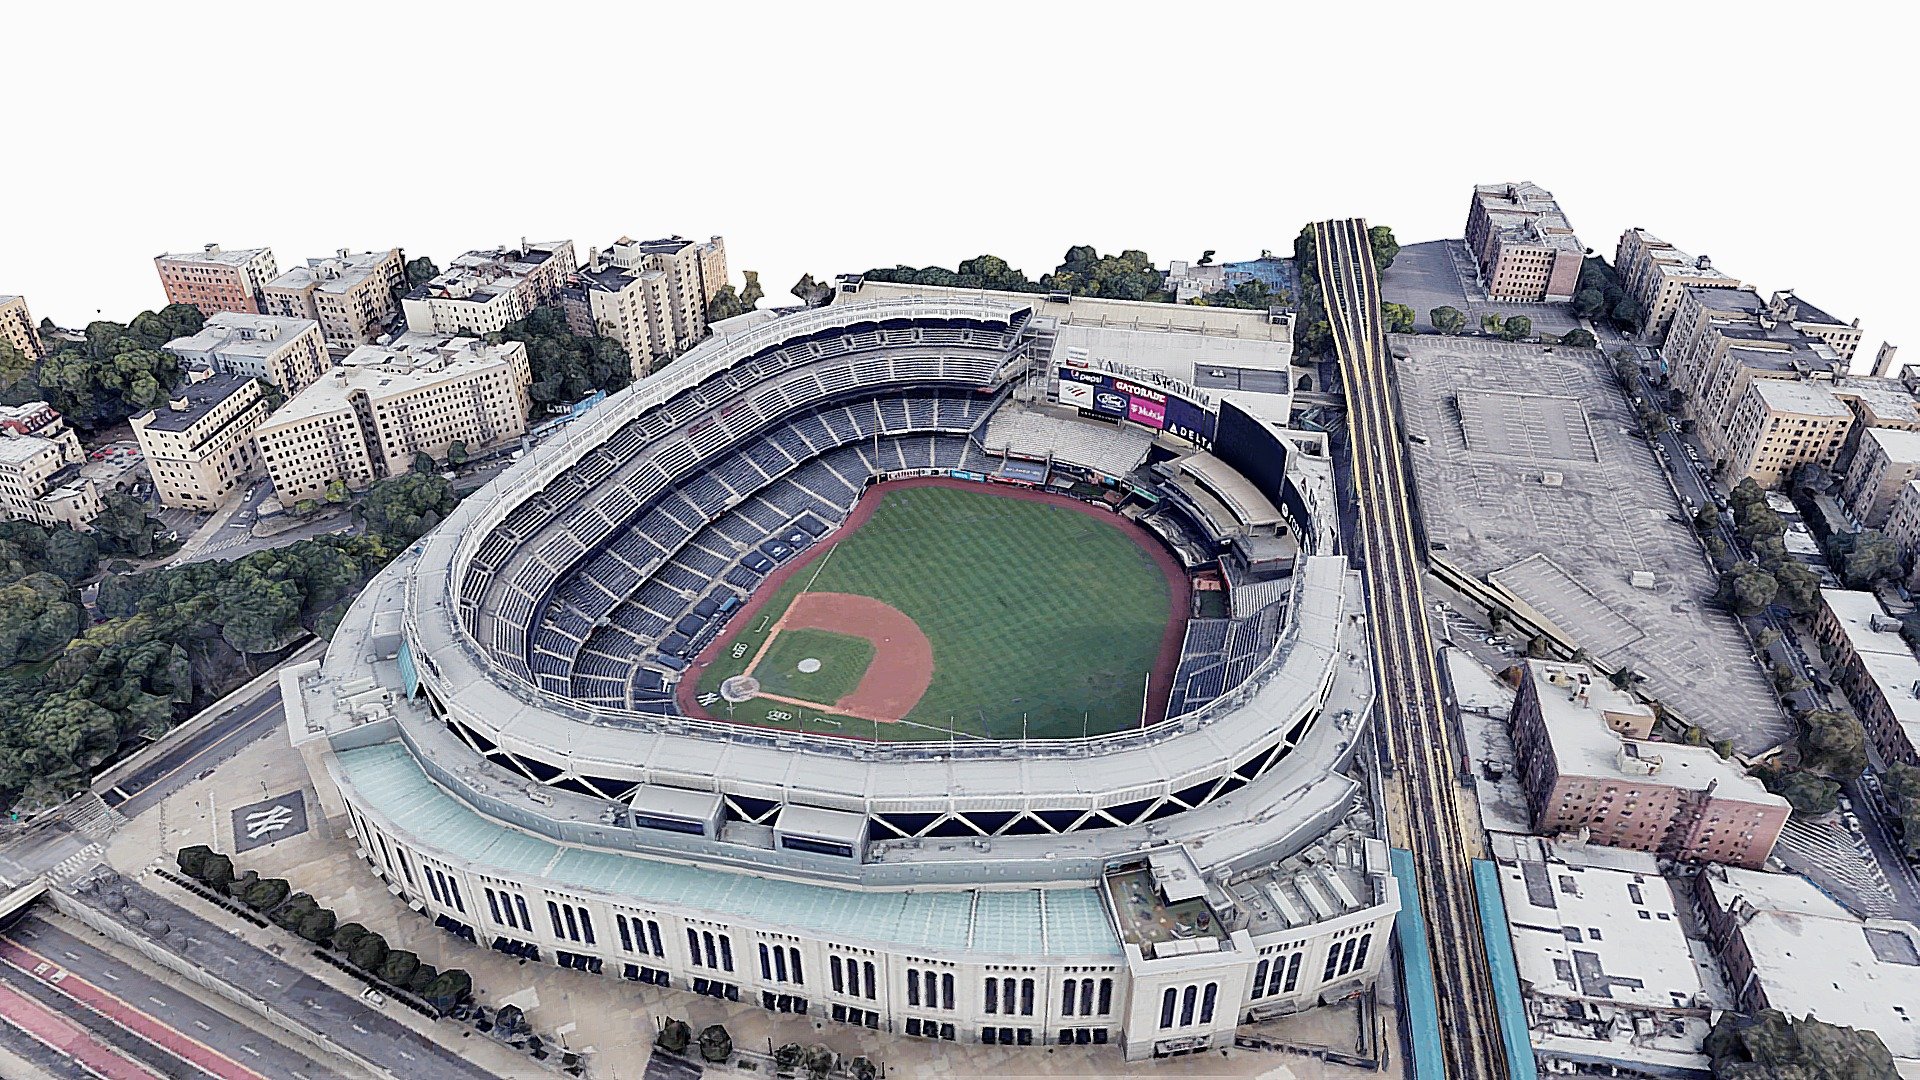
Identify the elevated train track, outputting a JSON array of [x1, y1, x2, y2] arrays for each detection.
[[1314, 218, 1507, 1080]]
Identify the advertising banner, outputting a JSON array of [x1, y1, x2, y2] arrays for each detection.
[[1056, 367, 1215, 448]]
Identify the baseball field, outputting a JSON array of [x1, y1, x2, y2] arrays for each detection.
[[685, 478, 1187, 741]]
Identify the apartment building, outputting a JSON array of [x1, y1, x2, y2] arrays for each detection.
[[129, 374, 270, 510], [1812, 589, 1920, 769], [254, 334, 531, 502], [0, 295, 45, 363], [264, 249, 407, 347], [1720, 378, 1853, 488], [1662, 285, 1852, 467], [1695, 864, 1920, 1071], [162, 313, 330, 395], [1885, 482, 1920, 568], [0, 404, 98, 529], [1841, 426, 1920, 528], [1509, 660, 1789, 868], [402, 240, 576, 337], [1613, 228, 1741, 341], [154, 244, 279, 317], [1464, 182, 1585, 303], [560, 236, 729, 378]]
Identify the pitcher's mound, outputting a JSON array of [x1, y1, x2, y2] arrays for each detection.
[[797, 658, 822, 673]]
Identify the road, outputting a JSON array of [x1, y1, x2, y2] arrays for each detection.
[[100, 684, 288, 817], [0, 915, 343, 1079], [1315, 218, 1507, 1080]]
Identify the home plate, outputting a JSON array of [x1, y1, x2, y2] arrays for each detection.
[[797, 658, 822, 673]]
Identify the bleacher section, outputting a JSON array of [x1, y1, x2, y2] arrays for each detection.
[[981, 404, 1154, 479], [515, 389, 1001, 709], [456, 314, 1025, 696], [1163, 599, 1289, 719]]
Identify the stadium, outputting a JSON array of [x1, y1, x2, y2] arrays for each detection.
[[288, 281, 1397, 1061]]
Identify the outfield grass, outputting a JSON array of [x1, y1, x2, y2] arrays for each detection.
[[751, 628, 874, 705], [696, 484, 1174, 740]]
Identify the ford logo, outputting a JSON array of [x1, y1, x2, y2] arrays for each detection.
[[1096, 392, 1127, 411]]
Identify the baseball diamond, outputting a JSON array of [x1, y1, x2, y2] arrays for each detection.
[[686, 479, 1187, 740]]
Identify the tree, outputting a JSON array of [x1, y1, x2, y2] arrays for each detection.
[[1572, 288, 1609, 320], [1367, 225, 1399, 270], [176, 844, 214, 879], [1693, 503, 1722, 533], [489, 306, 629, 410], [360, 472, 455, 547], [1801, 709, 1867, 778], [323, 479, 350, 504], [45, 528, 98, 582], [1767, 769, 1841, 814], [1770, 560, 1822, 615], [1722, 566, 1777, 616], [1561, 328, 1598, 348], [697, 1024, 733, 1063], [1430, 306, 1467, 336], [656, 1019, 692, 1055], [1611, 296, 1644, 331], [445, 440, 468, 467], [1381, 302, 1415, 335], [0, 573, 83, 666], [421, 969, 472, 1013], [1840, 529, 1901, 588], [376, 949, 420, 986], [37, 316, 189, 429], [410, 451, 437, 475], [1499, 315, 1533, 342], [404, 256, 439, 287], [0, 340, 35, 396], [347, 931, 388, 972], [242, 877, 289, 911], [92, 494, 163, 557], [200, 853, 234, 892], [1039, 247, 1170, 302], [331, 923, 368, 954], [774, 1043, 805, 1068], [791, 273, 835, 308], [1705, 1008, 1897, 1079], [297, 908, 336, 943]]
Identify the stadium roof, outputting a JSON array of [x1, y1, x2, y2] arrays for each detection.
[[336, 741, 1124, 960]]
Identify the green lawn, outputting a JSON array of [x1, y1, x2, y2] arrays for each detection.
[[696, 484, 1174, 740], [751, 628, 874, 705]]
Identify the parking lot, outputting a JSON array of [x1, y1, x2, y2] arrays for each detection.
[[1381, 239, 1582, 337], [1392, 335, 1794, 755]]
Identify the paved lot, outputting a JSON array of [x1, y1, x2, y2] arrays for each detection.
[[1380, 240, 1580, 337], [1391, 335, 1792, 755]]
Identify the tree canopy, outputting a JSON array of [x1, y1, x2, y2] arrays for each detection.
[[488, 305, 629, 413], [359, 471, 455, 548], [1561, 328, 1598, 348], [1381, 302, 1416, 335], [1569, 258, 1643, 334], [1368, 225, 1399, 270], [706, 271, 765, 322], [404, 256, 439, 286], [863, 246, 1176, 303], [37, 306, 202, 428], [1705, 1009, 1896, 1080], [1430, 306, 1467, 335]]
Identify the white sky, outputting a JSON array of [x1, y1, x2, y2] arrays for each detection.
[[2, 2, 1912, 365]]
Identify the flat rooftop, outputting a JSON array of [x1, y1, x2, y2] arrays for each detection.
[[136, 373, 256, 433], [1864, 426, 1920, 466], [1104, 864, 1226, 957], [165, 313, 318, 361], [1709, 865, 1920, 1061], [1392, 336, 1792, 754], [1497, 851, 1704, 1010], [1835, 379, 1920, 427], [157, 245, 269, 266], [841, 279, 1293, 343], [1753, 378, 1851, 417], [260, 334, 520, 427], [269, 250, 395, 296], [1473, 181, 1583, 254], [1523, 660, 1783, 803], [0, 434, 60, 465]]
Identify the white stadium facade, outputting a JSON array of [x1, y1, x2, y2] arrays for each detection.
[[286, 282, 1397, 1061]]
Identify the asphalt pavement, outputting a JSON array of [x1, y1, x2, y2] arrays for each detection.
[[101, 685, 288, 818], [2, 915, 345, 1080]]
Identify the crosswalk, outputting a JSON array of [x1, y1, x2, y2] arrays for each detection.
[[1776, 816, 1893, 917], [47, 844, 105, 884]]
